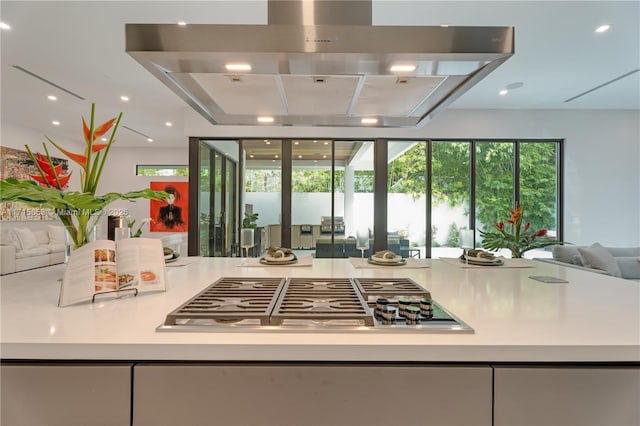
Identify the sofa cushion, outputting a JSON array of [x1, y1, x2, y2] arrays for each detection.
[[616, 257, 640, 280], [15, 247, 50, 259], [33, 230, 49, 245], [578, 243, 622, 278], [44, 243, 66, 253], [13, 228, 39, 251], [48, 225, 66, 246], [551, 245, 581, 264], [607, 247, 640, 257]]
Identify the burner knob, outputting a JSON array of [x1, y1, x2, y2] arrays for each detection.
[[380, 306, 397, 324], [405, 305, 421, 324], [398, 297, 412, 317], [420, 298, 433, 319], [375, 298, 389, 317]]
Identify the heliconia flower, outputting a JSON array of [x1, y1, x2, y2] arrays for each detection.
[[524, 222, 531, 231], [29, 153, 71, 189], [510, 206, 523, 219], [30, 172, 71, 189], [83, 117, 116, 143], [535, 229, 548, 237], [47, 137, 88, 167], [494, 221, 504, 231], [91, 143, 109, 153], [507, 219, 516, 225]]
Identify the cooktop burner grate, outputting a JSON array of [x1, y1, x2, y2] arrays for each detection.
[[353, 278, 431, 300], [270, 278, 374, 326], [163, 277, 285, 326]]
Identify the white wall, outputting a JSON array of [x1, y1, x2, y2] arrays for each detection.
[[4, 108, 639, 247]]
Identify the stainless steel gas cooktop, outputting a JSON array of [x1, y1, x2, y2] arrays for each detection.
[[157, 277, 473, 333]]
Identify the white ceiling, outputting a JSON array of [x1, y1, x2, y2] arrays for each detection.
[[1, 1, 638, 148]]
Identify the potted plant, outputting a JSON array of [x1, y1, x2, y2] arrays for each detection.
[[480, 205, 564, 258], [240, 212, 259, 256]]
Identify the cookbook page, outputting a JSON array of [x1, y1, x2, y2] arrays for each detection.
[[115, 238, 166, 293], [59, 240, 117, 307]]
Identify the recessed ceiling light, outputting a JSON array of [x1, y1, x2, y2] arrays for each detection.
[[257, 116, 274, 123], [298, 155, 302, 159], [274, 154, 279, 158], [323, 141, 329, 145], [177, 21, 187, 26], [47, 95, 57, 101], [52, 121, 60, 126], [147, 138, 153, 143], [499, 89, 508, 96], [506, 82, 524, 90], [120, 95, 129, 102], [226, 63, 252, 71], [390, 65, 416, 73], [0, 22, 10, 30], [294, 141, 299, 145], [165, 122, 172, 127], [440, 24, 450, 28], [361, 117, 378, 124], [249, 154, 254, 158], [322, 155, 327, 159], [265, 141, 271, 145], [595, 24, 611, 33]]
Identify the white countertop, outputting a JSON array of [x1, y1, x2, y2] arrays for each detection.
[[1, 257, 639, 362]]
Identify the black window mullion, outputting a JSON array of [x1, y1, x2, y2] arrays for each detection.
[[373, 138, 388, 252], [514, 141, 521, 209], [426, 140, 432, 258], [281, 139, 292, 249]]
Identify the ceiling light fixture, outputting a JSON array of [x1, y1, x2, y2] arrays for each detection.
[[120, 95, 129, 102], [323, 141, 329, 145], [147, 138, 153, 143], [298, 155, 302, 158], [47, 95, 57, 101], [257, 116, 274, 123], [177, 21, 187, 26], [390, 64, 416, 73], [595, 24, 611, 33], [165, 121, 172, 126], [0, 22, 10, 30], [499, 89, 508, 96], [225, 63, 252, 71], [52, 121, 60, 126], [249, 154, 254, 158], [361, 117, 378, 124], [294, 141, 299, 145]]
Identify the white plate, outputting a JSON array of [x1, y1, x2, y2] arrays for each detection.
[[263, 254, 295, 263], [370, 255, 402, 263]]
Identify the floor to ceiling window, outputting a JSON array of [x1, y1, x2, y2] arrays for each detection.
[[431, 141, 471, 258], [190, 138, 562, 259], [387, 141, 427, 257], [242, 139, 282, 255]]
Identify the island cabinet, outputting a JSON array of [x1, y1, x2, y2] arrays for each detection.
[[1, 363, 132, 426], [493, 366, 640, 426], [132, 363, 493, 426]]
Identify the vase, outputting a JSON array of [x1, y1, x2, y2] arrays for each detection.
[[64, 224, 97, 263]]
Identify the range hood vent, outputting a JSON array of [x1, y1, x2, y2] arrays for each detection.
[[126, 1, 513, 127]]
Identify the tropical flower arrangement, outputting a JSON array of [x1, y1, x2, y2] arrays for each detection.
[[0, 103, 167, 249], [480, 205, 563, 258]]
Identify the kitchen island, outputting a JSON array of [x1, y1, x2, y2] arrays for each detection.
[[2, 258, 639, 425]]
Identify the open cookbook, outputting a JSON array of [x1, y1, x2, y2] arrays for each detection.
[[58, 238, 166, 307]]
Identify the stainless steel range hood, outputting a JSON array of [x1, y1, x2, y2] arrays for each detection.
[[125, 1, 513, 127]]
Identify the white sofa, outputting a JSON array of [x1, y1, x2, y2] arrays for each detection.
[[0, 225, 66, 275], [537, 243, 640, 282]]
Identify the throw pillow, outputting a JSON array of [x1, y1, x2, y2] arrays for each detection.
[[616, 257, 640, 280], [578, 243, 622, 278], [13, 227, 39, 251], [48, 225, 66, 246]]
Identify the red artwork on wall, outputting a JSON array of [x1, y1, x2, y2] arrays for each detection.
[[149, 181, 188, 232]]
